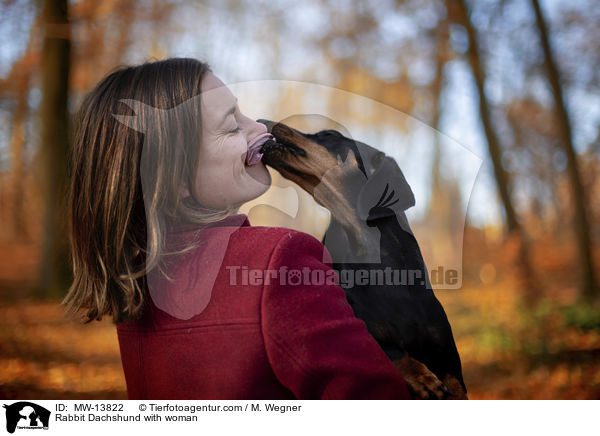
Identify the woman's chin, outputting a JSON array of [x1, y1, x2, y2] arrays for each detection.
[[234, 167, 271, 209], [244, 160, 272, 191]]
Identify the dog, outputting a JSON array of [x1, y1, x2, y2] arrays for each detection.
[[258, 119, 467, 399]]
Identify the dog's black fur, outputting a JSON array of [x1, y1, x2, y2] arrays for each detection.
[[259, 121, 467, 399]]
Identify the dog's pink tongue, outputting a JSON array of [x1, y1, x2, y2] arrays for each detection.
[[246, 133, 275, 166]]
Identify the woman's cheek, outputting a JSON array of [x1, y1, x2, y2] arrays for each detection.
[[231, 139, 249, 166], [234, 137, 248, 155]]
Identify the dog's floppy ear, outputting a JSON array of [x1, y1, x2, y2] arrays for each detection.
[[357, 155, 415, 221]]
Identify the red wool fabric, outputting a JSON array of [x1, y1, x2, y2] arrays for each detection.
[[116, 214, 410, 399]]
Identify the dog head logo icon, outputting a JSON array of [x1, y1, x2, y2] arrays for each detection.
[[3, 402, 50, 433]]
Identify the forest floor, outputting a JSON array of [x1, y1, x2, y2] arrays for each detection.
[[1, 237, 599, 400]]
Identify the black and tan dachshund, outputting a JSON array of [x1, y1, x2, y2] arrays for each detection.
[[258, 119, 467, 399]]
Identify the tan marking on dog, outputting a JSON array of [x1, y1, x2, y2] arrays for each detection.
[[392, 355, 450, 400], [442, 374, 468, 400]]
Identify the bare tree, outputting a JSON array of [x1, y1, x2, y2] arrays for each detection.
[[429, 18, 450, 203], [450, 0, 539, 299], [530, 0, 599, 299], [37, 0, 71, 297], [451, 0, 520, 233]]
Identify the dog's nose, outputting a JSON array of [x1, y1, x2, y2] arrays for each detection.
[[257, 119, 275, 133]]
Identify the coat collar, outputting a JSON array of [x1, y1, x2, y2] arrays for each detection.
[[202, 213, 251, 229], [168, 213, 251, 234]]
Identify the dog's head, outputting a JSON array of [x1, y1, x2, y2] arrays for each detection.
[[258, 119, 415, 226]]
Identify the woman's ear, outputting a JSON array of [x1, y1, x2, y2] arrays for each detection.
[[180, 185, 191, 199], [179, 173, 197, 200]]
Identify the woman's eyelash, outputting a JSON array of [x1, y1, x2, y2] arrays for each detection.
[[229, 126, 242, 134]]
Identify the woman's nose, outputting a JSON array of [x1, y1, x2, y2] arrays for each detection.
[[248, 119, 268, 137]]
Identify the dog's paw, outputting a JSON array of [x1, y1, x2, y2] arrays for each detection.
[[442, 374, 468, 400], [392, 356, 452, 400]]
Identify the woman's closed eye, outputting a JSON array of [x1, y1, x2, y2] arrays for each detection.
[[229, 126, 242, 135]]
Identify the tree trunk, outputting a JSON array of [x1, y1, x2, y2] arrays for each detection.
[[453, 0, 520, 233], [530, 0, 598, 299], [451, 0, 540, 300], [37, 0, 72, 298], [10, 71, 29, 241], [430, 19, 450, 196]]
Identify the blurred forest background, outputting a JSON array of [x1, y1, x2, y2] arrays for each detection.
[[1, 0, 599, 399]]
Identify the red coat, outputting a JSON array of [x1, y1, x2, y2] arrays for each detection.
[[116, 214, 410, 399]]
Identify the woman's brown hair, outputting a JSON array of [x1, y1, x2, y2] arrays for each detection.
[[62, 58, 235, 324]]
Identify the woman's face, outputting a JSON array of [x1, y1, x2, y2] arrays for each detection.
[[191, 72, 271, 209]]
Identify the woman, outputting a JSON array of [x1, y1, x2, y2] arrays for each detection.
[[63, 57, 411, 400]]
